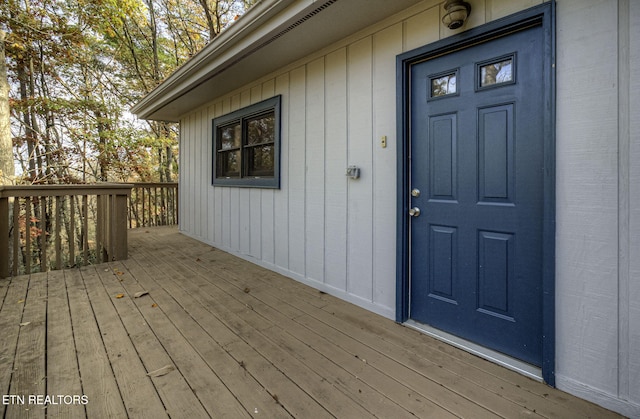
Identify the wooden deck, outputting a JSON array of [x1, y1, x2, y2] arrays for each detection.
[[0, 227, 622, 418]]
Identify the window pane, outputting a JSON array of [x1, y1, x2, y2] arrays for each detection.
[[217, 150, 240, 177], [480, 59, 513, 87], [212, 94, 280, 188], [219, 123, 241, 150], [247, 145, 274, 177], [431, 73, 457, 97], [247, 112, 275, 145]]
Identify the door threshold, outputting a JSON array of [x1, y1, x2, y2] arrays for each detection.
[[404, 319, 542, 382]]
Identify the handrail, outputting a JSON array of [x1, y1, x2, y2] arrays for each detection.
[[0, 184, 133, 278], [0, 184, 134, 197]]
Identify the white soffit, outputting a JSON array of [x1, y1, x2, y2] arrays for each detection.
[[132, 0, 424, 121]]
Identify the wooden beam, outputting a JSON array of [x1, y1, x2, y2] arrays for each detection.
[[12, 197, 18, 276], [0, 183, 134, 198], [0, 196, 8, 278], [111, 193, 128, 260]]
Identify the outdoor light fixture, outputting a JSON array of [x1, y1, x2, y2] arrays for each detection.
[[442, 0, 471, 30]]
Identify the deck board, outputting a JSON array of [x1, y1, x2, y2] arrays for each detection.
[[65, 268, 128, 418], [0, 275, 10, 317], [0, 227, 625, 418], [95, 262, 210, 418], [45, 270, 85, 419], [0, 276, 29, 419], [118, 256, 288, 418], [116, 263, 251, 419], [85, 266, 168, 419], [5, 273, 47, 419]]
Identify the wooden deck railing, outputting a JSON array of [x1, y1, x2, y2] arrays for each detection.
[[128, 182, 178, 228], [0, 184, 132, 278]]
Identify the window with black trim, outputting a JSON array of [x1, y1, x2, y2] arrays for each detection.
[[212, 95, 281, 188], [429, 69, 459, 99], [476, 53, 516, 90]]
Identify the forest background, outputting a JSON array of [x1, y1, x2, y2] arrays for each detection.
[[0, 0, 256, 186]]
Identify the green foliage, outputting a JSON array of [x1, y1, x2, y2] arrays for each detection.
[[1, 0, 255, 184]]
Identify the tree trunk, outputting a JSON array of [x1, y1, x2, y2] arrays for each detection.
[[16, 56, 37, 182], [0, 30, 15, 184], [146, 0, 161, 81], [94, 109, 110, 182], [197, 0, 218, 41]]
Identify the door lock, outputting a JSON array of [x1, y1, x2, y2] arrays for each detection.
[[411, 188, 421, 197], [409, 207, 421, 217]]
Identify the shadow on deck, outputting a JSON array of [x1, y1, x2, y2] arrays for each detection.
[[0, 227, 622, 418]]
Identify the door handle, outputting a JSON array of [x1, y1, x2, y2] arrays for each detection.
[[409, 207, 421, 217]]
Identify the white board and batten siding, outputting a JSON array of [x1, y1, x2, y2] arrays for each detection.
[[555, 1, 640, 416], [177, 0, 640, 416]]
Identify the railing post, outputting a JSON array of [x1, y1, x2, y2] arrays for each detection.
[[0, 195, 9, 278], [69, 196, 75, 266], [12, 197, 19, 276], [110, 191, 129, 260], [39, 196, 47, 272], [96, 194, 105, 263], [82, 195, 88, 265], [55, 196, 62, 270], [25, 196, 31, 274]]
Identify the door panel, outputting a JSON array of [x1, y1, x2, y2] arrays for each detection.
[[429, 225, 457, 302], [429, 114, 457, 200], [409, 25, 544, 366], [477, 230, 514, 319], [478, 104, 514, 203]]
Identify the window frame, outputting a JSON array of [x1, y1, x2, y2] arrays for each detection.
[[475, 53, 517, 91], [212, 95, 281, 188], [428, 68, 460, 100]]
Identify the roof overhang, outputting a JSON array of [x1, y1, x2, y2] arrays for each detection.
[[131, 0, 425, 122]]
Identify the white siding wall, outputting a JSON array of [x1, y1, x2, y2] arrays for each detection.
[[630, 0, 640, 411], [177, 0, 639, 415], [556, 0, 640, 416]]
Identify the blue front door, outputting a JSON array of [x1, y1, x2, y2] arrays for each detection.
[[409, 25, 544, 366]]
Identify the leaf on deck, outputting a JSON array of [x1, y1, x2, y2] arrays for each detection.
[[146, 364, 175, 377], [133, 291, 149, 298], [115, 293, 125, 299], [19, 322, 31, 327]]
